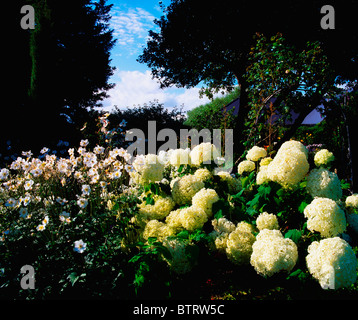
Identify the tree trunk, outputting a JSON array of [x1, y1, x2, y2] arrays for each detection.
[[233, 75, 250, 162]]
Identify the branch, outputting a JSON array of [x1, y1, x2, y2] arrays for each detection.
[[274, 93, 323, 151]]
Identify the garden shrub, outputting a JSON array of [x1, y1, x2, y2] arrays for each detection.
[[0, 114, 357, 299]]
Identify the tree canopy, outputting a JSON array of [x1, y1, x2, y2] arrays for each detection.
[[138, 0, 358, 156], [139, 0, 357, 90], [2, 0, 116, 158]]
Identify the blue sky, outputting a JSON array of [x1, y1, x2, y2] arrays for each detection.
[[102, 0, 221, 112]]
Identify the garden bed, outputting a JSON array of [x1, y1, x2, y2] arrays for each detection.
[[0, 115, 357, 300]]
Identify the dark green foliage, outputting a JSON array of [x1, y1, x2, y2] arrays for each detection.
[[244, 33, 335, 152], [2, 0, 116, 157], [109, 100, 188, 150], [184, 88, 239, 131], [139, 0, 358, 158]]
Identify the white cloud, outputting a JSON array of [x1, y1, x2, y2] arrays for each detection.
[[101, 70, 216, 112], [110, 6, 157, 56], [104, 6, 227, 113]]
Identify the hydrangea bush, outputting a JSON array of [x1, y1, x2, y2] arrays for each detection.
[[0, 116, 357, 299]]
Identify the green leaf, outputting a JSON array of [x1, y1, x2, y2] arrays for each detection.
[[284, 229, 302, 244], [247, 193, 260, 209], [286, 269, 302, 280], [214, 209, 223, 220], [341, 179, 351, 190], [286, 268, 308, 282], [258, 184, 271, 199], [176, 230, 189, 240], [150, 183, 160, 195], [145, 196, 155, 205], [68, 272, 79, 286], [246, 206, 257, 217], [298, 201, 308, 213], [277, 211, 285, 217], [155, 245, 172, 261], [276, 188, 285, 198], [241, 176, 249, 189], [147, 237, 158, 245]]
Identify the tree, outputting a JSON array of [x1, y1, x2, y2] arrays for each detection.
[[108, 100, 188, 151], [2, 0, 116, 157], [138, 0, 358, 157], [184, 88, 239, 131], [243, 33, 335, 151]]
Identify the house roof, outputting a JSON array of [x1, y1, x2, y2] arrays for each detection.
[[221, 97, 324, 125]]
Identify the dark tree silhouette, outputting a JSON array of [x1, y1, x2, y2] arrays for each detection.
[[2, 0, 116, 158], [138, 0, 358, 156]]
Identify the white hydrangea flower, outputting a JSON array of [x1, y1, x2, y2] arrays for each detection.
[[246, 146, 267, 162], [306, 237, 357, 289], [250, 229, 298, 277], [142, 220, 174, 241], [256, 212, 279, 230], [191, 188, 219, 217], [346, 194, 358, 209], [212, 217, 236, 234], [138, 196, 175, 220], [256, 165, 270, 185], [190, 142, 220, 166], [194, 168, 213, 182], [276, 140, 308, 158], [165, 206, 208, 232], [171, 174, 204, 205], [314, 149, 335, 167], [303, 197, 346, 237], [237, 160, 255, 175], [169, 148, 191, 167], [180, 206, 208, 231], [131, 154, 165, 185], [209, 218, 236, 253], [306, 168, 342, 201], [266, 141, 309, 188], [226, 222, 256, 265]]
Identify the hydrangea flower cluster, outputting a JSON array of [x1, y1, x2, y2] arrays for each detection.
[[131, 154, 165, 184], [193, 168, 212, 182], [237, 160, 255, 175], [1, 131, 357, 295], [209, 217, 236, 253], [306, 237, 357, 289], [171, 174, 204, 205], [265, 141, 309, 188], [314, 149, 335, 167], [306, 168, 342, 201], [138, 195, 175, 220], [255, 212, 279, 231], [303, 197, 346, 238], [226, 222, 256, 265], [189, 142, 220, 166], [246, 146, 267, 162], [345, 193, 358, 209], [250, 229, 298, 277]]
